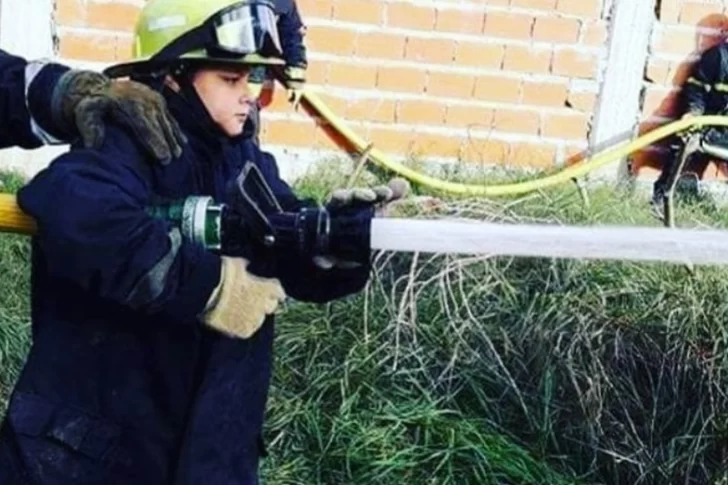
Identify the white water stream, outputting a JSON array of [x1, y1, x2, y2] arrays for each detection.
[[371, 218, 728, 266]]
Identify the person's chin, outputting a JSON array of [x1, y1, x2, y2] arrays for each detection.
[[223, 124, 245, 137]]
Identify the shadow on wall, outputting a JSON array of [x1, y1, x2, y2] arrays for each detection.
[[632, 13, 728, 181]]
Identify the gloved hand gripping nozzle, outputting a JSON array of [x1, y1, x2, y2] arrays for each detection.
[[148, 163, 373, 264]]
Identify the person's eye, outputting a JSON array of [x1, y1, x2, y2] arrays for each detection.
[[221, 76, 240, 85]]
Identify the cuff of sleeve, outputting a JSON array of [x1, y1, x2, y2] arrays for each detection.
[[26, 62, 71, 143], [165, 250, 223, 322], [284, 66, 306, 83]]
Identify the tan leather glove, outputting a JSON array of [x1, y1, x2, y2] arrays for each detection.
[[51, 70, 186, 164], [328, 177, 411, 215], [284, 66, 306, 109], [201, 256, 285, 339]]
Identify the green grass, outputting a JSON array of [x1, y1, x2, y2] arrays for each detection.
[[3, 160, 728, 484], [0, 171, 31, 412]]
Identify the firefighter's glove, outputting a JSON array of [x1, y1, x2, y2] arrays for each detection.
[[679, 110, 706, 136], [312, 178, 410, 269], [51, 70, 186, 164], [284, 66, 306, 108], [328, 177, 411, 216], [201, 256, 285, 339]]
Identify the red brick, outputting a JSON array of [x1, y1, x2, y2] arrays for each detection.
[[264, 89, 293, 114], [304, 93, 348, 119], [493, 109, 540, 135], [412, 134, 463, 159], [59, 32, 117, 62], [645, 59, 670, 84], [427, 72, 475, 98], [566, 91, 597, 112], [509, 142, 557, 168], [87, 1, 140, 31], [306, 63, 329, 85], [555, 0, 601, 18], [445, 105, 494, 129], [396, 100, 447, 125], [460, 139, 510, 164], [473, 75, 521, 103], [306, 26, 357, 56], [346, 99, 397, 123], [368, 128, 418, 154], [328, 63, 377, 89], [455, 42, 504, 68], [522, 81, 568, 107], [115, 36, 134, 61], [57, 0, 86, 27], [510, 0, 557, 10], [533, 16, 580, 43], [355, 32, 406, 60], [541, 113, 590, 139], [582, 20, 608, 46], [552, 49, 598, 79], [333, 0, 384, 25], [405, 37, 456, 64], [503, 45, 552, 74], [298, 0, 335, 19], [483, 12, 534, 40], [434, 8, 485, 34], [387, 2, 436, 30], [263, 119, 317, 147], [658, 0, 680, 23], [377, 67, 427, 93]]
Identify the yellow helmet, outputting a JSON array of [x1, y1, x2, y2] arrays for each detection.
[[105, 0, 284, 78]]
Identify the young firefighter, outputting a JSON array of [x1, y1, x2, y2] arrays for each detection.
[[0, 0, 404, 483], [0, 49, 185, 163], [247, 0, 308, 144]]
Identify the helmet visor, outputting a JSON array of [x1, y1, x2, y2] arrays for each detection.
[[210, 1, 282, 58]]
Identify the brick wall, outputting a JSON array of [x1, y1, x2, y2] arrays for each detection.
[[637, 0, 728, 181], [52, 0, 610, 173], [265, 0, 608, 170]]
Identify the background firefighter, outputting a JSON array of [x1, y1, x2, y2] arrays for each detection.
[[652, 40, 728, 208], [247, 0, 308, 145]]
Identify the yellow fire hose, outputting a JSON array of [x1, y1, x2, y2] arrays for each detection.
[[0, 193, 35, 234], [301, 91, 728, 196], [2, 101, 728, 235]]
